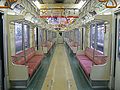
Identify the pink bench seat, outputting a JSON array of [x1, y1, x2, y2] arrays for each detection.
[[12, 47, 44, 77], [76, 47, 108, 76], [79, 60, 92, 76]]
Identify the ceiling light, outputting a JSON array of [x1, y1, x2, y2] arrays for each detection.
[[32, 0, 41, 9], [76, 0, 86, 9]]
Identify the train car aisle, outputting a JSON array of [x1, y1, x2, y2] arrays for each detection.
[[41, 44, 77, 90]]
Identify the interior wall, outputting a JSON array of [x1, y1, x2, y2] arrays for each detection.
[[104, 24, 111, 56], [9, 24, 15, 56]]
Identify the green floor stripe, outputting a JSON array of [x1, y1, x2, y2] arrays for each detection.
[[64, 43, 93, 90]]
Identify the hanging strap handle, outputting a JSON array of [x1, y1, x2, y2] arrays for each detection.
[[98, 0, 108, 2], [105, 0, 117, 8]]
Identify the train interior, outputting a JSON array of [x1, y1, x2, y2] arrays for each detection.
[[0, 0, 120, 90]]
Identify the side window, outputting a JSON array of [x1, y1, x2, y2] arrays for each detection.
[[90, 24, 104, 52], [15, 23, 22, 52], [15, 23, 30, 53], [75, 29, 80, 45], [90, 25, 95, 48], [52, 32, 56, 38], [24, 25, 30, 49], [97, 25, 104, 52]]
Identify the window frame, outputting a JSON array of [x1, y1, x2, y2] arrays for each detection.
[[15, 23, 30, 53]]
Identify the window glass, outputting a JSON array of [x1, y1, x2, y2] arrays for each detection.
[[24, 25, 30, 48], [40, 30, 43, 43], [90, 24, 104, 52], [52, 32, 57, 38], [97, 25, 104, 52], [15, 23, 22, 52], [90, 25, 95, 48], [75, 29, 80, 44], [15, 23, 30, 52]]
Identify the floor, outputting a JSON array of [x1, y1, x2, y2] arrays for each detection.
[[41, 44, 77, 90]]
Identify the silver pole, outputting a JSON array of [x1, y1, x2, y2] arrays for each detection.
[[22, 23, 27, 65]]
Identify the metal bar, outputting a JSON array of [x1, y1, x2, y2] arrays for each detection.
[[22, 23, 27, 65]]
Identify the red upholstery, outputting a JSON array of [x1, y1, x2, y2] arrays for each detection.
[[28, 68, 34, 77], [76, 47, 108, 76], [14, 57, 26, 65], [11, 47, 44, 77], [79, 60, 92, 76], [28, 56, 43, 63], [76, 55, 89, 60], [93, 56, 107, 65], [27, 63, 39, 70]]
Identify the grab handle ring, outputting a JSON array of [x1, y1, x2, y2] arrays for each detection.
[[105, 0, 117, 8], [98, 0, 108, 2]]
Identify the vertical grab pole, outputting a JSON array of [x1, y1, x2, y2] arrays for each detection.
[[93, 23, 98, 61], [22, 23, 27, 65]]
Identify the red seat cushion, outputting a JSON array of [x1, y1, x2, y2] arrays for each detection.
[[29, 56, 43, 63], [14, 57, 26, 65], [26, 52, 35, 61], [28, 68, 34, 77], [79, 60, 93, 76], [76, 55, 89, 60], [93, 56, 107, 65], [26, 63, 39, 70]]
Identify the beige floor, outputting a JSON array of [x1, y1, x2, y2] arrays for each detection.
[[41, 44, 77, 90]]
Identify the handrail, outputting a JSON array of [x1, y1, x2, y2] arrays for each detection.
[[105, 0, 117, 8]]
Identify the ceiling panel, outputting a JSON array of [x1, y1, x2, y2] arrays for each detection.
[[64, 0, 77, 4], [42, 0, 77, 4], [42, 0, 55, 4]]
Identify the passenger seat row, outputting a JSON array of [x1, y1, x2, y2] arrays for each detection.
[[12, 47, 44, 77], [76, 47, 108, 76]]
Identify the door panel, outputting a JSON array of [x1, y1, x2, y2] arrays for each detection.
[[0, 13, 4, 90], [115, 14, 120, 90]]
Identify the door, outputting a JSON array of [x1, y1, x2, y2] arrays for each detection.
[[0, 13, 5, 90], [115, 14, 120, 90]]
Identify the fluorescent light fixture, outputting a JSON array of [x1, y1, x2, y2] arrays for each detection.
[[10, 3, 25, 14], [32, 0, 41, 9], [76, 0, 86, 9], [103, 12, 112, 15]]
